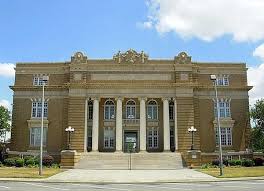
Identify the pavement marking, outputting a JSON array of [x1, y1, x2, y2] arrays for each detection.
[[22, 182, 69, 191], [0, 186, 9, 189], [71, 184, 131, 191], [122, 184, 191, 190]]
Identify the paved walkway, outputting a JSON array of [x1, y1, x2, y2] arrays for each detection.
[[45, 169, 216, 183]]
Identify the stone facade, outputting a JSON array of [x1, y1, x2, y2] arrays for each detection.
[[9, 50, 252, 165]]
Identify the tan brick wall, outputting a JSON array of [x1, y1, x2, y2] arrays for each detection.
[[177, 97, 197, 151], [10, 98, 31, 151], [10, 97, 68, 153], [68, 97, 85, 152]]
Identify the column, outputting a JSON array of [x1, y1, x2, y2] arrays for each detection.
[[174, 98, 178, 151], [115, 97, 123, 151], [92, 98, 99, 151], [163, 98, 170, 151], [139, 97, 147, 151]]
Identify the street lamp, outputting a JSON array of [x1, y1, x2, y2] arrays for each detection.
[[188, 126, 197, 150], [210, 74, 224, 176], [65, 126, 75, 150], [39, 75, 49, 176]]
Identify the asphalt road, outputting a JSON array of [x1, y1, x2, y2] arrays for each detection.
[[0, 180, 264, 191]]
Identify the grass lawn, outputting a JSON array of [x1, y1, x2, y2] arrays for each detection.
[[198, 166, 264, 178], [0, 167, 63, 178]]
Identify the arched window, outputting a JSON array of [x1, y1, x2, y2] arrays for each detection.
[[126, 99, 136, 119], [104, 99, 115, 120], [147, 100, 158, 120]]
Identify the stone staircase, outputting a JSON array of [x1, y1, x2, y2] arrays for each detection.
[[75, 152, 184, 170]]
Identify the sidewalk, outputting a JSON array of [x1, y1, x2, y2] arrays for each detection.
[[0, 169, 264, 183]]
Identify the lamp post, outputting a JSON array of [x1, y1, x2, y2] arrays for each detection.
[[39, 75, 49, 176], [188, 126, 197, 150], [65, 126, 75, 150], [210, 74, 224, 176]]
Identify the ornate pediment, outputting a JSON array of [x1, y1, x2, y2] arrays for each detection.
[[174, 52, 191, 64], [113, 49, 149, 64], [71, 52, 88, 63]]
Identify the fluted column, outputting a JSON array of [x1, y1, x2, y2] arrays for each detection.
[[163, 98, 170, 151], [174, 98, 178, 151], [115, 97, 123, 151], [139, 97, 147, 151], [92, 98, 99, 151]]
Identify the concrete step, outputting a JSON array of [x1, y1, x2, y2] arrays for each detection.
[[75, 152, 184, 170]]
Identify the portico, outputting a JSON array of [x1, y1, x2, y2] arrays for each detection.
[[85, 97, 178, 153]]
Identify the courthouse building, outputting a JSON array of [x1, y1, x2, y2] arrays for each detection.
[[9, 50, 252, 166]]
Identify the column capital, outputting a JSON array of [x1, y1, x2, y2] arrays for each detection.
[[138, 97, 147, 102], [115, 97, 124, 101], [161, 97, 171, 102], [90, 97, 100, 101]]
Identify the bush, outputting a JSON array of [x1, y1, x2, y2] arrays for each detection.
[[223, 158, 229, 166], [212, 159, 219, 166], [42, 155, 54, 167], [235, 160, 242, 166], [15, 158, 24, 167], [242, 159, 254, 167], [228, 159, 237, 166], [51, 163, 60, 169], [3, 157, 16, 166], [254, 158, 263, 166], [0, 161, 3, 167], [24, 156, 35, 166]]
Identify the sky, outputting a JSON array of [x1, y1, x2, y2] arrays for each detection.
[[0, 0, 264, 111]]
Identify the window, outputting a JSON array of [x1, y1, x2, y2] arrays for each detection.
[[30, 127, 47, 147], [147, 100, 158, 120], [215, 75, 229, 86], [147, 127, 158, 149], [169, 101, 174, 120], [170, 126, 175, 149], [215, 127, 232, 146], [32, 101, 48, 118], [33, 76, 49, 86], [87, 126, 92, 150], [87, 101, 93, 120], [126, 100, 136, 119], [214, 100, 231, 118], [104, 127, 115, 148], [104, 100, 115, 120]]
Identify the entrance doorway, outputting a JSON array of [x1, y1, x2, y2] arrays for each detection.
[[124, 131, 138, 153]]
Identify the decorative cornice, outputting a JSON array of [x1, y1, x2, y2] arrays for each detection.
[[113, 49, 149, 64]]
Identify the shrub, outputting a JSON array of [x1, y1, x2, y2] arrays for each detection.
[[201, 163, 210, 169], [0, 161, 3, 167], [223, 158, 229, 166], [235, 160, 242, 166], [212, 159, 219, 166], [42, 155, 54, 167], [15, 158, 24, 167], [51, 163, 60, 168], [228, 159, 237, 166], [254, 158, 263, 166], [24, 156, 35, 166], [3, 157, 16, 166], [242, 159, 254, 167]]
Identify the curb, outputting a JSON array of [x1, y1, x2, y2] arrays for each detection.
[[0, 177, 264, 184]]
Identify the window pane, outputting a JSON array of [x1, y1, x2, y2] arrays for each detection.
[[153, 106, 157, 119]]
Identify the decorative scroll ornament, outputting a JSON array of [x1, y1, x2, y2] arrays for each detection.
[[71, 52, 88, 63], [174, 52, 191, 64], [113, 49, 149, 64]]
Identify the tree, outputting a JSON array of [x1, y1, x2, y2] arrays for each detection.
[[250, 99, 264, 152], [0, 106, 11, 142]]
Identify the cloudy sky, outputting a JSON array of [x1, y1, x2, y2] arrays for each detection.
[[0, 0, 264, 110]]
